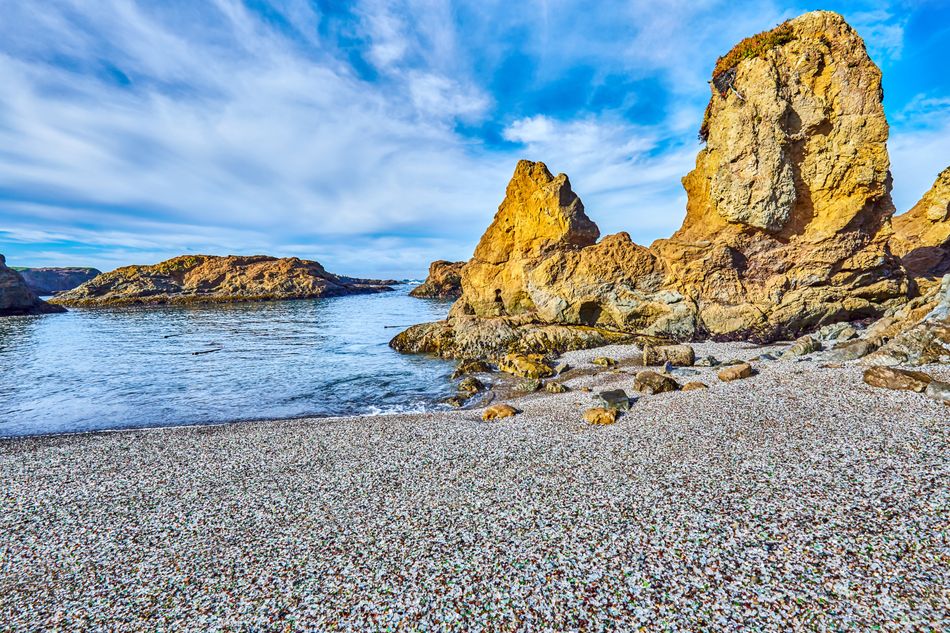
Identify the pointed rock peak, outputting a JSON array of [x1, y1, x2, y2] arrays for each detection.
[[473, 160, 599, 265], [892, 166, 950, 276]]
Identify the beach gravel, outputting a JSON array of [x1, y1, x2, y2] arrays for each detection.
[[1, 342, 948, 630]]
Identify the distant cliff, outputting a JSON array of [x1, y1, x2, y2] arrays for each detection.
[[14, 267, 101, 295], [51, 255, 394, 308], [0, 255, 67, 316], [892, 166, 950, 277]]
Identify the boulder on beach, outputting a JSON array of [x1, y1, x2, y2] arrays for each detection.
[[0, 255, 67, 317], [50, 255, 394, 308]]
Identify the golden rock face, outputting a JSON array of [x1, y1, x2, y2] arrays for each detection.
[[392, 11, 918, 359], [892, 167, 950, 277]]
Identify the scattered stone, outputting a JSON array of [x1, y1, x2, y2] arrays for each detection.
[[452, 358, 492, 379], [633, 370, 680, 394], [757, 353, 778, 361], [481, 404, 518, 421], [457, 377, 485, 397], [719, 359, 745, 366], [544, 382, 569, 394], [553, 362, 572, 376], [643, 344, 695, 367], [924, 380, 950, 405], [592, 357, 617, 367], [718, 363, 753, 382], [583, 407, 619, 425], [828, 338, 881, 362], [445, 396, 465, 408], [595, 389, 631, 411], [862, 367, 932, 393], [681, 382, 708, 391], [514, 379, 542, 393], [820, 363, 845, 369], [695, 356, 720, 367], [498, 353, 554, 379], [781, 335, 822, 359], [670, 367, 701, 377]]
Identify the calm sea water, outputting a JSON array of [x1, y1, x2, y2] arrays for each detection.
[[0, 285, 456, 438]]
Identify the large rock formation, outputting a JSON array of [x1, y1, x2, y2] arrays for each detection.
[[51, 255, 394, 308], [0, 255, 67, 316], [891, 167, 950, 277], [392, 11, 913, 359], [15, 267, 101, 295], [409, 260, 464, 298]]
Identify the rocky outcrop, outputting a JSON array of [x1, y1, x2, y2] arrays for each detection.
[[891, 167, 950, 277], [409, 261, 464, 298], [0, 255, 67, 316], [51, 255, 393, 308], [391, 11, 913, 360], [861, 274, 950, 366], [15, 267, 101, 295]]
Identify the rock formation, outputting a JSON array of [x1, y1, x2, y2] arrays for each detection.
[[391, 11, 914, 360], [15, 267, 101, 295], [891, 167, 950, 277], [51, 255, 393, 308], [0, 255, 67, 316], [409, 260, 464, 298]]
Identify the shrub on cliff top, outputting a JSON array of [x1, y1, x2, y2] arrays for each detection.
[[699, 21, 797, 142]]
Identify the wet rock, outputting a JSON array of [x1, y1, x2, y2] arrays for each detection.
[[595, 389, 631, 411], [781, 335, 822, 359], [445, 396, 466, 408], [452, 358, 492, 379], [457, 377, 485, 397], [633, 371, 680, 394], [718, 363, 754, 382], [643, 344, 695, 367], [481, 404, 519, 421], [584, 407, 619, 425], [498, 353, 554, 379], [863, 367, 932, 393], [514, 379, 542, 393]]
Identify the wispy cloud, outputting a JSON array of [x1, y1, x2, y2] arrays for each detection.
[[0, 0, 942, 276]]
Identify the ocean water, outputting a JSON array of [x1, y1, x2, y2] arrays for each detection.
[[0, 285, 456, 438]]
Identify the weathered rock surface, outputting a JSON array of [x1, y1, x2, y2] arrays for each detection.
[[595, 389, 632, 411], [781, 335, 822, 359], [862, 274, 950, 366], [497, 353, 554, 379], [718, 363, 754, 382], [15, 267, 101, 295], [409, 261, 464, 298], [643, 344, 695, 367], [633, 371, 679, 395], [583, 407, 618, 425], [0, 255, 66, 316], [862, 367, 932, 392], [481, 404, 518, 421], [51, 255, 393, 308], [392, 12, 911, 359], [891, 167, 950, 277]]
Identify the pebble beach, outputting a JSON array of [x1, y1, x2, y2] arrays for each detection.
[[2, 341, 948, 630]]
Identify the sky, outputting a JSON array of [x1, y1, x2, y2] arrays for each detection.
[[0, 0, 948, 278]]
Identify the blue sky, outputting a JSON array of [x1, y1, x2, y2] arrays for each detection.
[[0, 0, 947, 278]]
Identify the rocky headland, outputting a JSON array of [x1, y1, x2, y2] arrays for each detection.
[[51, 255, 394, 308], [14, 267, 101, 295], [891, 166, 950, 278], [409, 260, 464, 298], [0, 255, 67, 316], [393, 11, 934, 361]]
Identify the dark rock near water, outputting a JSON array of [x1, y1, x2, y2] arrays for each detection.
[[0, 255, 67, 317], [410, 260, 464, 298]]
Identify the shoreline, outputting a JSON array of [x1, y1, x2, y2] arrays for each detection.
[[3, 341, 948, 629]]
